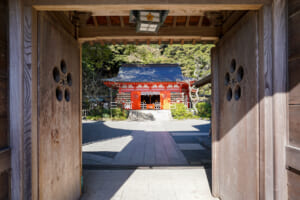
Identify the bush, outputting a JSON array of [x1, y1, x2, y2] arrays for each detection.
[[85, 107, 128, 121], [196, 102, 211, 119], [171, 103, 198, 120]]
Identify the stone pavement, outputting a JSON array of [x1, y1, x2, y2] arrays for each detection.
[[81, 168, 217, 200], [82, 119, 211, 167], [81, 119, 216, 200]]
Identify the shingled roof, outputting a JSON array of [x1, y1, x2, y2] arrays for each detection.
[[103, 64, 193, 83]]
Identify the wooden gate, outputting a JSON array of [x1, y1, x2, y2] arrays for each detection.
[[37, 12, 81, 200], [0, 0, 10, 199], [287, 1, 300, 199], [213, 12, 259, 200]]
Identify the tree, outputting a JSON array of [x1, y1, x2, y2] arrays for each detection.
[[82, 43, 214, 100]]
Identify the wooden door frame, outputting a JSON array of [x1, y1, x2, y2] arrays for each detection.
[[9, 0, 287, 199]]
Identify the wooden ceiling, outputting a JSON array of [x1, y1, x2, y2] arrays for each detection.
[[69, 10, 247, 44]]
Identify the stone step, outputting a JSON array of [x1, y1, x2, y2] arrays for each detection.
[[128, 110, 172, 121]]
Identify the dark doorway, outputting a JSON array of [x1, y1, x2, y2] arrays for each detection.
[[141, 95, 160, 104]]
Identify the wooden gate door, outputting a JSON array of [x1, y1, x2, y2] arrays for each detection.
[[287, 1, 300, 198], [38, 13, 81, 200], [0, 0, 10, 199], [213, 12, 259, 200]]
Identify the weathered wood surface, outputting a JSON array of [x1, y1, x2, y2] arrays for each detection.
[[289, 105, 300, 148], [0, 148, 10, 175], [287, 0, 300, 198], [216, 12, 259, 200], [9, 0, 24, 199], [211, 47, 220, 198], [286, 146, 300, 172], [258, 4, 274, 200], [29, 0, 269, 11], [38, 12, 81, 200], [0, 1, 10, 199], [78, 26, 219, 43], [0, 171, 9, 200], [287, 169, 300, 200]]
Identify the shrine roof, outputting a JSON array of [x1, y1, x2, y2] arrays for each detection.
[[103, 64, 194, 83]]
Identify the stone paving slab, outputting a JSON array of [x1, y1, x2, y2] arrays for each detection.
[[81, 168, 218, 200]]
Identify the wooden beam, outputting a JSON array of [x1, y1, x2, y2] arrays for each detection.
[[192, 39, 196, 45], [173, 16, 177, 28], [92, 16, 98, 26], [258, 5, 274, 200], [79, 26, 220, 42], [31, 1, 268, 11], [185, 16, 190, 27], [286, 146, 300, 172], [198, 16, 204, 27], [112, 40, 116, 45], [181, 39, 184, 45], [169, 39, 173, 45], [147, 39, 150, 45], [9, 0, 24, 199], [272, 0, 288, 199], [106, 16, 111, 26], [211, 47, 220, 198], [123, 40, 127, 45], [222, 11, 245, 34], [0, 148, 10, 174], [120, 16, 124, 27], [100, 40, 104, 46], [158, 39, 161, 45], [193, 74, 211, 87], [91, 9, 205, 16]]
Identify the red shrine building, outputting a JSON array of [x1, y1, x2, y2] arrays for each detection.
[[103, 64, 195, 110]]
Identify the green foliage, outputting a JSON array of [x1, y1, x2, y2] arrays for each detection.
[[196, 102, 211, 119], [82, 44, 214, 99], [86, 107, 128, 121], [171, 103, 198, 120]]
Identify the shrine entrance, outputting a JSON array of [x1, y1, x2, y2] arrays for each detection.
[[141, 93, 160, 109], [4, 1, 293, 200]]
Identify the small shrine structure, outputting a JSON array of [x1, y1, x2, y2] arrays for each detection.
[[103, 64, 195, 110]]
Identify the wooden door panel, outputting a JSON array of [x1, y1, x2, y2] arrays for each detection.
[[287, 0, 300, 198], [38, 13, 81, 200], [131, 91, 141, 110], [0, 0, 10, 199], [216, 12, 259, 200]]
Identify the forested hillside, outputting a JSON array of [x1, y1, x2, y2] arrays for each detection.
[[82, 43, 213, 101]]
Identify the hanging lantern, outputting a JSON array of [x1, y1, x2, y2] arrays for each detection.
[[130, 10, 169, 33]]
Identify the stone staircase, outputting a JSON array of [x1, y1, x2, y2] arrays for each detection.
[[128, 110, 172, 121]]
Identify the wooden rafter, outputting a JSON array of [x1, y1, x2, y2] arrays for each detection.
[[79, 26, 220, 42], [185, 16, 190, 27], [92, 16, 98, 26], [32, 1, 268, 11], [198, 16, 204, 27], [120, 16, 124, 27], [173, 16, 177, 28], [158, 39, 162, 45], [106, 16, 111, 26]]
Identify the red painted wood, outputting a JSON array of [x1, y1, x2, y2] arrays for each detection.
[[131, 91, 141, 110], [160, 91, 171, 110]]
